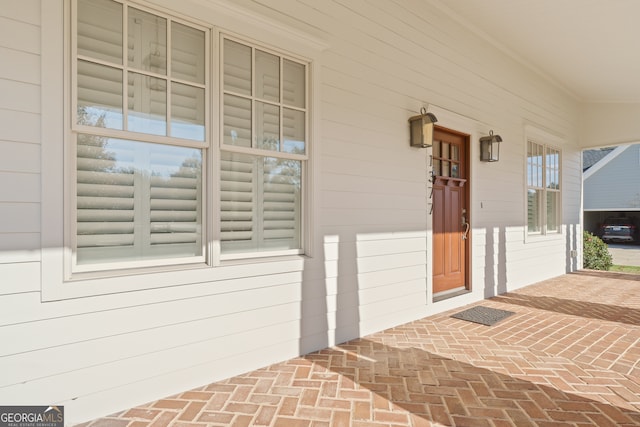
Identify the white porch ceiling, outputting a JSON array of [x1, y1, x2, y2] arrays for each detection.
[[430, 0, 640, 103]]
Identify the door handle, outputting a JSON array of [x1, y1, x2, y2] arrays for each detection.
[[462, 221, 470, 240], [461, 210, 470, 240]]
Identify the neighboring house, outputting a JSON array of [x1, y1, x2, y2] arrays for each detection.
[[0, 0, 636, 424], [583, 144, 640, 234]]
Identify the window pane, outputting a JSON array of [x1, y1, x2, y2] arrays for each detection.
[[547, 191, 560, 233], [283, 59, 305, 108], [527, 189, 542, 233], [172, 22, 205, 84], [451, 145, 459, 161], [128, 7, 167, 75], [283, 108, 305, 154], [76, 135, 202, 265], [442, 142, 450, 159], [171, 83, 205, 141], [256, 102, 280, 151], [223, 94, 252, 147], [432, 141, 440, 158], [441, 161, 450, 177], [451, 163, 459, 178], [127, 72, 167, 135], [432, 160, 441, 176], [527, 141, 543, 187], [263, 156, 301, 249], [77, 0, 122, 64], [77, 60, 123, 129], [256, 50, 280, 102], [224, 39, 251, 95], [220, 152, 254, 248], [546, 148, 560, 189], [220, 151, 301, 254]]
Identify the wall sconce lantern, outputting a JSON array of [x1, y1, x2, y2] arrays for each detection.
[[409, 107, 438, 148], [479, 130, 502, 162]]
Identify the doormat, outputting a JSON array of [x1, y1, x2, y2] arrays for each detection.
[[451, 305, 515, 326]]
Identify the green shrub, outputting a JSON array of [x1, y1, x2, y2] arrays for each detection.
[[583, 231, 613, 270]]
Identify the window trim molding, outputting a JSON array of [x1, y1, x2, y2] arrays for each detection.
[[524, 125, 564, 243], [41, 0, 321, 301]]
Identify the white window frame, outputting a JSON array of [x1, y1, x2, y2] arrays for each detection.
[[525, 126, 563, 239], [68, 0, 211, 276], [41, 0, 324, 301]]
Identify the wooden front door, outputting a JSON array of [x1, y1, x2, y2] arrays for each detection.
[[432, 127, 470, 296]]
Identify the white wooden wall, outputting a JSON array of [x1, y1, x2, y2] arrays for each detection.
[[0, 0, 583, 423]]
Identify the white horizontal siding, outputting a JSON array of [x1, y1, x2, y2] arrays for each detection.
[[0, 233, 40, 263], [0, 172, 39, 202], [0, 10, 40, 271], [1, 280, 303, 357], [0, 262, 40, 294], [0, 141, 40, 173], [0, 0, 40, 25], [0, 110, 40, 144], [2, 266, 305, 325], [1, 301, 302, 387], [0, 47, 40, 85], [0, 203, 39, 233], [0, 80, 40, 113], [0, 0, 585, 423], [4, 321, 302, 406], [0, 1, 42, 268], [19, 339, 300, 424], [0, 15, 39, 54]]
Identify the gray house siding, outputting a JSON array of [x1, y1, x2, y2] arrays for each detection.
[[584, 144, 640, 232]]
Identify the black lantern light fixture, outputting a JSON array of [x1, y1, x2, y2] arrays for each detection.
[[408, 107, 438, 148], [479, 130, 502, 162]]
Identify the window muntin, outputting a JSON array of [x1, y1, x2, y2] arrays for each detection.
[[221, 36, 308, 255], [527, 141, 561, 235], [72, 0, 208, 273]]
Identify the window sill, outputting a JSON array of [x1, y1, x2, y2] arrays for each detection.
[[525, 231, 564, 244], [42, 251, 308, 302]]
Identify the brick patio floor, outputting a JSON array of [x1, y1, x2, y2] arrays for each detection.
[[78, 271, 640, 426]]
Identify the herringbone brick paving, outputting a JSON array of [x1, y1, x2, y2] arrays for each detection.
[[80, 271, 640, 426]]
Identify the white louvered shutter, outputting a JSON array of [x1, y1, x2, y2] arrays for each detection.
[[220, 152, 255, 250], [262, 158, 300, 249]]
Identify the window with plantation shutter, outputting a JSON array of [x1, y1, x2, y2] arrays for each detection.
[[68, 1, 310, 275], [527, 140, 561, 236], [221, 36, 307, 256], [71, 0, 208, 271]]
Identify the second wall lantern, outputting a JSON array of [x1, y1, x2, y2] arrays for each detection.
[[409, 107, 438, 148], [479, 130, 502, 162]]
